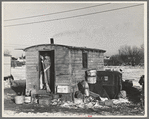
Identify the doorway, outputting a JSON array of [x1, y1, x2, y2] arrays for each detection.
[[39, 50, 55, 93]]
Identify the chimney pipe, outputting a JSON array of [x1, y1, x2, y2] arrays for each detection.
[[50, 38, 54, 44]]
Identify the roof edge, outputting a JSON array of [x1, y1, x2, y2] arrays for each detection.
[[23, 44, 106, 53]]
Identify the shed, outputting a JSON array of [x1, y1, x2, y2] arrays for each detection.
[[23, 43, 106, 95], [4, 54, 12, 77]]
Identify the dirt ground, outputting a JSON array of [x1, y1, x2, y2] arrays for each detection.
[[3, 66, 145, 117], [3, 87, 145, 117]]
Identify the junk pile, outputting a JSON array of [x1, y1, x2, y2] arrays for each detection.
[[13, 69, 131, 110], [51, 80, 129, 110], [14, 79, 129, 109]]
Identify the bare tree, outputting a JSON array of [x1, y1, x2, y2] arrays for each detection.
[[118, 45, 144, 66]]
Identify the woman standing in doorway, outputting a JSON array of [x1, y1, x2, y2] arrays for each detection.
[[40, 53, 51, 93]]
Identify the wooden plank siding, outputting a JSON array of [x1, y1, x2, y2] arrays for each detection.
[[71, 50, 84, 88], [88, 51, 104, 70], [26, 51, 39, 90], [55, 46, 71, 86], [70, 50, 104, 91]]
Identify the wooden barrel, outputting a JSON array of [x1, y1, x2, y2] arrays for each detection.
[[15, 96, 25, 104]]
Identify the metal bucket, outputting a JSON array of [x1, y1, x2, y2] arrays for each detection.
[[15, 96, 25, 104], [87, 70, 97, 76], [87, 77, 96, 84]]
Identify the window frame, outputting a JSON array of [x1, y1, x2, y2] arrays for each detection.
[[82, 51, 88, 69]]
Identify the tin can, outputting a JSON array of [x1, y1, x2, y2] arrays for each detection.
[[24, 96, 31, 103]]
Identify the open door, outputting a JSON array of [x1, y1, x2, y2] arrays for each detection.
[[39, 50, 55, 93], [50, 50, 55, 93]]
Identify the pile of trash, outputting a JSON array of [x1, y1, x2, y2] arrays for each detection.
[[48, 79, 130, 110], [39, 80, 129, 109], [13, 79, 130, 110], [49, 95, 130, 110]]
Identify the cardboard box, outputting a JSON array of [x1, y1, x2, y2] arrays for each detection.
[[57, 85, 71, 93]]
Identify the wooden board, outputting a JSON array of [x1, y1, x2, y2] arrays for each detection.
[[26, 66, 37, 70], [56, 59, 69, 64], [55, 63, 69, 66], [56, 78, 71, 84], [55, 70, 69, 75], [26, 51, 38, 55]]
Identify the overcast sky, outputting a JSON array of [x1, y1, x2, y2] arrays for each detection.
[[2, 2, 146, 58]]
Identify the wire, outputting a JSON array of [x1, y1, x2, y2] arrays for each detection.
[[4, 46, 27, 48], [4, 3, 144, 28], [4, 46, 19, 47], [4, 3, 110, 21], [4, 44, 30, 47], [4, 43, 29, 46]]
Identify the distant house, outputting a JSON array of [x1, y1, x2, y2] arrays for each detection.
[[23, 42, 106, 95], [4, 54, 11, 77]]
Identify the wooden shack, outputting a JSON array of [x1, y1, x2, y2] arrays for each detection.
[[23, 43, 106, 94]]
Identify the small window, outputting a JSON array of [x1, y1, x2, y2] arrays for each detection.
[[82, 52, 88, 68]]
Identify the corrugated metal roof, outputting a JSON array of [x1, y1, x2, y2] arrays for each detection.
[[23, 44, 106, 53]]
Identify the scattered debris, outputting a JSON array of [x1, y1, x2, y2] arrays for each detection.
[[74, 91, 83, 99], [100, 97, 108, 102], [104, 100, 113, 107], [112, 98, 130, 105], [73, 98, 83, 104], [89, 91, 101, 100]]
